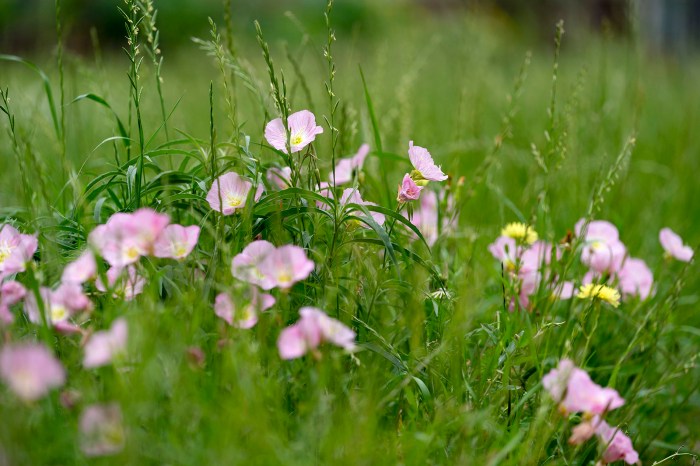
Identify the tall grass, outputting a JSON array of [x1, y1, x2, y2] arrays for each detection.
[[0, 4, 699, 465]]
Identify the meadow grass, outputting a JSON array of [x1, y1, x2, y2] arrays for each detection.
[[0, 2, 699, 465]]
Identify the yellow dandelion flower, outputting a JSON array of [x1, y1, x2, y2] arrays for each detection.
[[576, 283, 620, 308], [501, 222, 538, 245]]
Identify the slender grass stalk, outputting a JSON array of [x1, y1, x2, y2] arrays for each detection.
[[55, 0, 68, 204]]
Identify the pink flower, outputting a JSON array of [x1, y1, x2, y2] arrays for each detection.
[[330, 143, 370, 185], [62, 250, 97, 284], [96, 266, 145, 301], [153, 224, 200, 260], [231, 240, 277, 289], [1, 281, 26, 324], [618, 258, 653, 300], [659, 227, 693, 262], [24, 283, 92, 333], [576, 219, 627, 274], [79, 403, 125, 456], [397, 173, 423, 202], [0, 224, 38, 278], [206, 172, 253, 215], [408, 141, 447, 182], [264, 110, 324, 154], [89, 209, 169, 267], [568, 419, 598, 445], [552, 280, 575, 300], [83, 318, 128, 368], [267, 166, 292, 190], [488, 236, 520, 269], [257, 245, 315, 290], [214, 289, 275, 329], [0, 343, 65, 401], [340, 188, 385, 226], [596, 420, 639, 465], [277, 307, 356, 359], [410, 190, 439, 246]]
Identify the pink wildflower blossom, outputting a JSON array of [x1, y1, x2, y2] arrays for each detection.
[[264, 110, 324, 154], [397, 173, 423, 202], [0, 343, 65, 401], [206, 172, 253, 216], [214, 289, 275, 329], [340, 189, 386, 226], [659, 227, 693, 262], [576, 219, 627, 274], [618, 257, 653, 300], [0, 224, 38, 278], [96, 266, 145, 301], [596, 420, 640, 465], [153, 224, 200, 260], [331, 143, 370, 185], [257, 245, 315, 290], [62, 250, 97, 285], [0, 281, 26, 324], [408, 141, 448, 182], [267, 166, 292, 190], [411, 190, 439, 246], [277, 307, 356, 359], [231, 240, 277, 289], [24, 283, 91, 334], [79, 403, 125, 456], [83, 318, 128, 368]]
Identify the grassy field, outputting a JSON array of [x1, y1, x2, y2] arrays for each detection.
[[1, 2, 699, 464]]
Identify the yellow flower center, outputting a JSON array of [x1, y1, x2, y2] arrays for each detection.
[[239, 305, 254, 323], [225, 193, 243, 208], [173, 243, 187, 258], [0, 242, 14, 265], [124, 245, 140, 261], [576, 283, 620, 308], [278, 272, 292, 284], [501, 222, 538, 245], [290, 134, 304, 146], [51, 305, 68, 322]]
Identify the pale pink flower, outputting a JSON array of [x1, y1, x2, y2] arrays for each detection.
[[397, 173, 423, 203], [659, 227, 693, 262], [552, 280, 575, 300], [231, 240, 277, 289], [214, 289, 275, 329], [277, 307, 355, 359], [1, 281, 26, 324], [0, 343, 65, 401], [24, 283, 91, 333], [340, 189, 385, 226], [568, 419, 598, 445], [411, 190, 439, 246], [267, 166, 292, 190], [562, 368, 624, 415], [96, 266, 145, 301], [83, 318, 128, 368], [257, 245, 315, 290], [0, 224, 38, 277], [596, 420, 639, 465], [576, 219, 627, 274], [206, 172, 253, 216], [330, 143, 370, 185], [264, 110, 324, 154], [255, 182, 265, 202], [89, 209, 169, 267], [79, 403, 125, 457], [153, 224, 200, 260], [488, 236, 520, 269], [62, 250, 97, 284], [618, 258, 653, 300], [408, 141, 448, 182]]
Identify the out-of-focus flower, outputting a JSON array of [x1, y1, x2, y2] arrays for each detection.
[[0, 343, 65, 401], [408, 141, 447, 182], [659, 227, 693, 262], [62, 250, 97, 285], [96, 266, 145, 301], [595, 420, 640, 465], [0, 281, 26, 324], [206, 172, 253, 216], [411, 190, 439, 246], [79, 403, 125, 457], [330, 143, 370, 185], [501, 222, 538, 245], [552, 280, 575, 300], [569, 419, 598, 445], [576, 219, 627, 274], [214, 289, 275, 329], [24, 283, 92, 333], [83, 318, 128, 368], [397, 173, 423, 203], [340, 188, 385, 226], [267, 166, 292, 190], [618, 258, 653, 300], [231, 240, 277, 289], [488, 236, 520, 271], [277, 307, 356, 359], [153, 224, 200, 260], [264, 110, 323, 154], [0, 224, 38, 278], [576, 283, 621, 308], [257, 245, 315, 290]]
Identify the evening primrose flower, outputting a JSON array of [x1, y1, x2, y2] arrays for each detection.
[[214, 289, 275, 329], [231, 240, 277, 289], [576, 283, 621, 307], [397, 173, 423, 202], [83, 318, 128, 368], [331, 143, 370, 185], [264, 110, 323, 154], [617, 258, 653, 300], [659, 227, 693, 262], [206, 172, 253, 216], [501, 222, 538, 245], [153, 224, 201, 260], [277, 307, 356, 359], [575, 219, 627, 274], [267, 166, 292, 190], [24, 283, 92, 334], [0, 343, 65, 401], [79, 403, 125, 457], [0, 281, 26, 324], [257, 245, 315, 290], [62, 250, 97, 285], [340, 188, 385, 226], [0, 224, 38, 278], [595, 420, 640, 465], [408, 141, 447, 182], [96, 266, 145, 301]]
